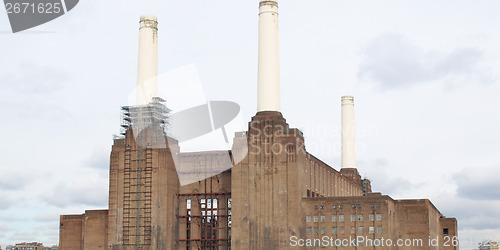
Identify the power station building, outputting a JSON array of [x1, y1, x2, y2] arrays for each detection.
[[59, 1, 458, 249]]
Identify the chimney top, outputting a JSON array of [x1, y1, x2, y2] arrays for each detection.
[[139, 15, 158, 30], [260, 0, 278, 7], [341, 96, 354, 105], [140, 15, 157, 22]]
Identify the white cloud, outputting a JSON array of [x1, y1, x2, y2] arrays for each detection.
[[0, 166, 33, 191], [358, 33, 492, 90], [454, 165, 500, 200], [42, 173, 108, 208]]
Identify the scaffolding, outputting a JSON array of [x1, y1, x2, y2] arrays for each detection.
[[176, 186, 232, 249], [120, 97, 171, 140], [122, 144, 153, 248], [121, 97, 169, 249]]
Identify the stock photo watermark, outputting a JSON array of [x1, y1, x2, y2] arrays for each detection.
[[3, 0, 79, 33], [290, 235, 459, 248]]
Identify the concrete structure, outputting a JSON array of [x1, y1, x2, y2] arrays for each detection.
[[59, 1, 458, 249], [341, 96, 356, 169], [257, 0, 280, 112], [136, 15, 158, 105]]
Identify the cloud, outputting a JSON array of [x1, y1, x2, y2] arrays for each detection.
[[42, 173, 108, 208], [0, 62, 72, 122], [0, 166, 34, 191], [0, 62, 69, 94], [454, 165, 500, 200], [0, 224, 12, 232], [83, 148, 110, 170], [6, 230, 42, 243], [0, 194, 14, 210], [0, 216, 28, 222], [34, 212, 61, 223], [0, 98, 72, 122], [358, 33, 490, 90], [436, 196, 500, 234], [359, 158, 423, 195]]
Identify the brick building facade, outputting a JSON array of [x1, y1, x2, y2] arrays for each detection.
[[59, 1, 458, 249]]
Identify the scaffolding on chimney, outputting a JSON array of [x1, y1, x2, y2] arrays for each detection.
[[120, 97, 171, 138], [121, 97, 169, 248]]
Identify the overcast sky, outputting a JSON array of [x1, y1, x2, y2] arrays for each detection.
[[1, 0, 500, 249]]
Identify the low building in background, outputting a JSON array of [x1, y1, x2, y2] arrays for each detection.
[[7, 242, 58, 250], [478, 240, 499, 250]]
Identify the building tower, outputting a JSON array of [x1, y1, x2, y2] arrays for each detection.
[[136, 15, 158, 106], [257, 0, 281, 112], [231, 1, 364, 249], [341, 96, 356, 170], [107, 16, 180, 249], [232, 1, 302, 248], [339, 96, 363, 187]]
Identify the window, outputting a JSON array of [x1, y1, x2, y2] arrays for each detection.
[[339, 205, 343, 209], [443, 228, 449, 235], [370, 204, 375, 208], [321, 215, 326, 222], [320, 205, 325, 209], [369, 214, 374, 221], [339, 227, 345, 234], [377, 226, 383, 234], [369, 226, 375, 234], [307, 189, 311, 197], [351, 226, 355, 234], [306, 216, 311, 223], [332, 215, 337, 222], [333, 205, 337, 209], [339, 214, 344, 222], [376, 204, 381, 208], [358, 226, 363, 234], [321, 227, 326, 234], [376, 214, 382, 221], [201, 199, 206, 208], [315, 205, 319, 209], [358, 214, 363, 221], [351, 204, 356, 208], [187, 199, 191, 209], [357, 204, 362, 209], [306, 227, 312, 235], [314, 215, 319, 222], [350, 214, 356, 222], [332, 227, 337, 234], [314, 227, 319, 235]]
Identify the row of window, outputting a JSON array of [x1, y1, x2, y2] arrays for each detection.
[[314, 204, 382, 210], [306, 226, 383, 235], [186, 198, 219, 210], [306, 214, 382, 223]]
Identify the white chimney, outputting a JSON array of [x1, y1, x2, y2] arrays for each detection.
[[257, 0, 281, 112], [136, 15, 158, 105], [341, 96, 357, 169]]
